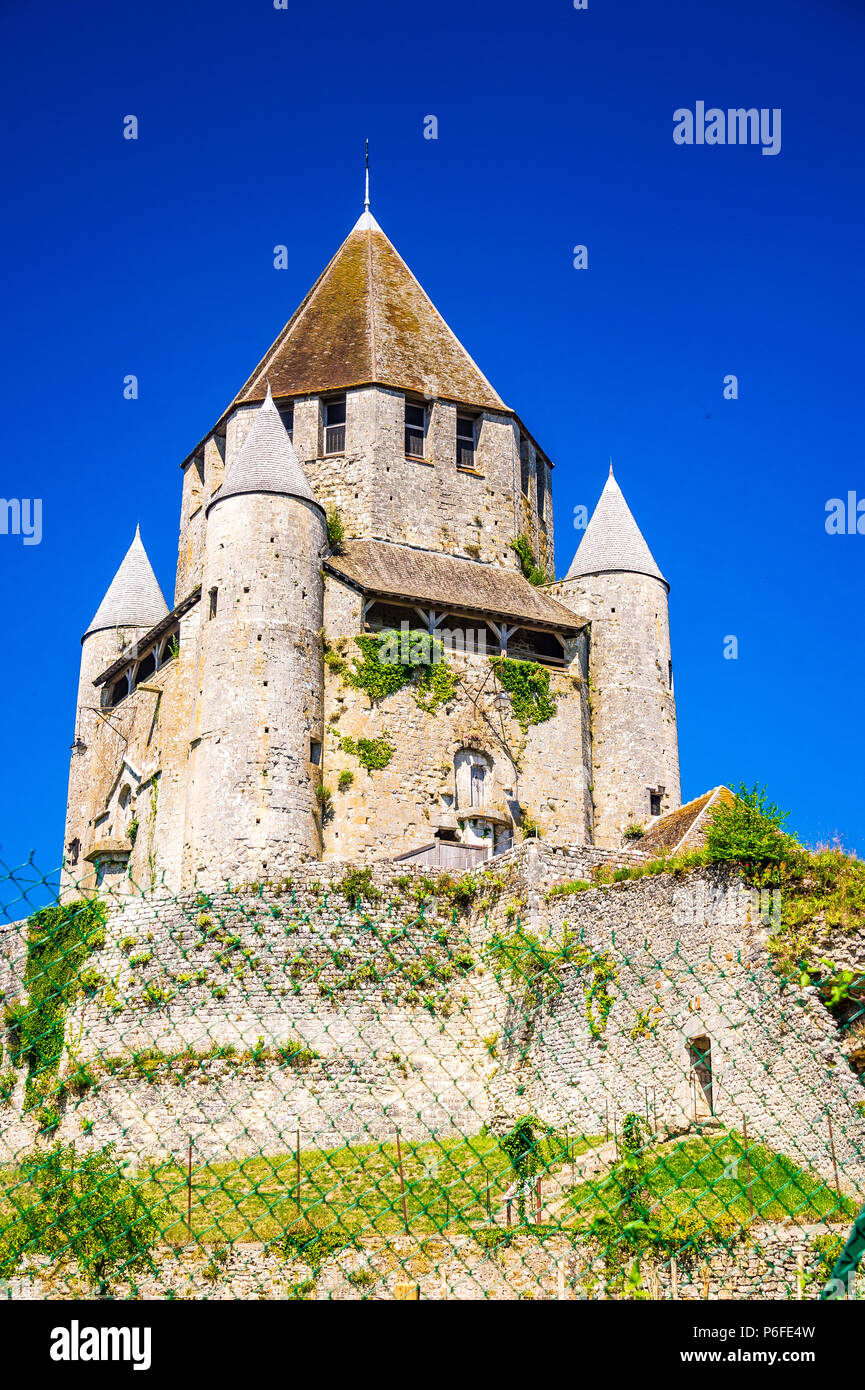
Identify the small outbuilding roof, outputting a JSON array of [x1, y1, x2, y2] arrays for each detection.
[[84, 527, 169, 639], [324, 539, 587, 632], [635, 786, 734, 856]]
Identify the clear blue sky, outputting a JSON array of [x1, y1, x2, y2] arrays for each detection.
[[1, 0, 863, 895]]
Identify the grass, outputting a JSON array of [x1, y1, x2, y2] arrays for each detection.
[[567, 1130, 857, 1231], [0, 1130, 605, 1253]]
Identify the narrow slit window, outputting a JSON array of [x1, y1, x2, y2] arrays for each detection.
[[209, 588, 218, 620], [650, 790, 662, 817], [519, 439, 531, 496], [536, 459, 546, 522]]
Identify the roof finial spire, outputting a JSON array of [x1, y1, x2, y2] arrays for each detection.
[[609, 457, 614, 476], [364, 139, 370, 212]]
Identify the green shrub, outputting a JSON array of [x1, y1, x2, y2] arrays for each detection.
[[1, 1143, 162, 1293], [326, 507, 345, 554], [704, 784, 795, 870]]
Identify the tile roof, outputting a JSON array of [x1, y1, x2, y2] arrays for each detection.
[[232, 213, 507, 413], [566, 467, 666, 584], [85, 527, 169, 638], [324, 539, 586, 632], [211, 385, 320, 512], [636, 786, 733, 855]]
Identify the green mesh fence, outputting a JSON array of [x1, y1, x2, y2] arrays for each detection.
[[1, 852, 863, 1303]]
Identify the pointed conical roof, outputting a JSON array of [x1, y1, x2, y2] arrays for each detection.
[[231, 212, 506, 412], [211, 385, 320, 511], [566, 467, 666, 584], [85, 527, 169, 638]]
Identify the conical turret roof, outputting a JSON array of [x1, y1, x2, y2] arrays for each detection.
[[211, 385, 320, 511], [85, 527, 169, 637], [231, 211, 506, 413], [566, 467, 666, 584]]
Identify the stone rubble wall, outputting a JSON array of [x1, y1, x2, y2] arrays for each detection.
[[1, 850, 863, 1207], [3, 1222, 842, 1302]]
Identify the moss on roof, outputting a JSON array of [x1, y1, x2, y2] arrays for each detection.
[[234, 222, 506, 412], [636, 787, 734, 856]]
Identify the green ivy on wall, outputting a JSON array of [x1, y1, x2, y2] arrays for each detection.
[[491, 656, 558, 729], [18, 900, 106, 1108], [509, 536, 546, 586], [336, 631, 460, 713], [339, 733, 396, 772]]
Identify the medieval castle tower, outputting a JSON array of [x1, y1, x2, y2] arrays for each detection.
[[63, 200, 681, 894]]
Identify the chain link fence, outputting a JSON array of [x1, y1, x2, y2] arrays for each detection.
[[1, 845, 863, 1302]]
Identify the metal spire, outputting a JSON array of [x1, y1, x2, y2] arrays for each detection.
[[364, 139, 370, 212]]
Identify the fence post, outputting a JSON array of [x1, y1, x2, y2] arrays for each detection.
[[827, 1113, 842, 1199], [395, 1127, 410, 1234], [742, 1115, 754, 1220], [671, 1258, 679, 1300], [187, 1136, 193, 1238]]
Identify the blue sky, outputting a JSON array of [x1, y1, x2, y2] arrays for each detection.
[[1, 0, 863, 895]]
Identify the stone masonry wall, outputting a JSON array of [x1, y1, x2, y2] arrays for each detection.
[[320, 583, 593, 861], [494, 851, 865, 1192], [2, 849, 862, 1208]]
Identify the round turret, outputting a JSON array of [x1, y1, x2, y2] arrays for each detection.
[[183, 388, 327, 884], [556, 467, 680, 847]]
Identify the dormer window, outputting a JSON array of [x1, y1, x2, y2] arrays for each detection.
[[324, 396, 346, 455], [276, 400, 294, 441], [456, 415, 477, 470], [405, 400, 426, 459]]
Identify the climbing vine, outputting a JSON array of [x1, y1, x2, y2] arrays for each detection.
[[339, 631, 460, 713], [486, 922, 616, 1038], [509, 536, 546, 586], [490, 657, 557, 729], [16, 900, 106, 1109]]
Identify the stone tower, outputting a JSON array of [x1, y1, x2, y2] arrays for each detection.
[[182, 387, 327, 886], [63, 527, 169, 888], [555, 467, 680, 846]]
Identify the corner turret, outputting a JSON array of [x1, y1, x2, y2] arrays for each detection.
[[555, 467, 680, 846], [63, 528, 169, 892], [183, 389, 327, 885]]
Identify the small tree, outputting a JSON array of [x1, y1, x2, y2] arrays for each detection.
[[326, 507, 345, 554], [499, 1115, 546, 1222], [13, 1144, 162, 1295], [704, 783, 795, 872]]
